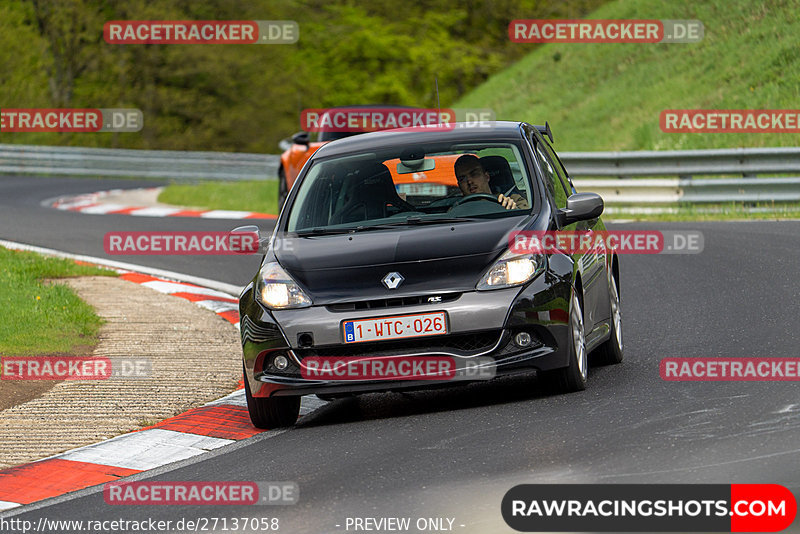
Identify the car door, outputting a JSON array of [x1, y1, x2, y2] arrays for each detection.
[[536, 137, 606, 338]]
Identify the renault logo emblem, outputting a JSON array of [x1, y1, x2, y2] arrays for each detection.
[[382, 272, 404, 289]]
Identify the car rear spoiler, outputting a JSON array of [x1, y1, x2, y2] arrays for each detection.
[[534, 122, 554, 144]]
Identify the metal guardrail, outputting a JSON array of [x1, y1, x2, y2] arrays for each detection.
[[559, 147, 800, 204], [560, 147, 800, 178], [0, 144, 280, 181], [1, 143, 799, 204], [571, 177, 800, 204]]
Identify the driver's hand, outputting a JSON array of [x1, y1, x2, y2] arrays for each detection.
[[497, 194, 517, 210]]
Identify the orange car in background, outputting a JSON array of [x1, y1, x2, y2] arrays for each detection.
[[277, 105, 430, 208], [278, 129, 352, 208]]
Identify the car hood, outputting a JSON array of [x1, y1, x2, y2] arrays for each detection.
[[274, 217, 531, 304]]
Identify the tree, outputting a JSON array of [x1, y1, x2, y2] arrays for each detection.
[[30, 0, 104, 106]]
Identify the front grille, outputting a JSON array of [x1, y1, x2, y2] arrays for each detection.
[[326, 293, 461, 312], [294, 330, 502, 359]]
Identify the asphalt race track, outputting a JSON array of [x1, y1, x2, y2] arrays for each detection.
[[0, 176, 264, 285], [3, 176, 800, 533]]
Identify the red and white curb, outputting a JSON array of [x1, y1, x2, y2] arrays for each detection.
[[118, 272, 242, 329], [0, 241, 322, 512], [51, 187, 276, 220], [0, 393, 325, 511]]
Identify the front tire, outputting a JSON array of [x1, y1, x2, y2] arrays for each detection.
[[542, 289, 588, 393], [244, 366, 300, 429]]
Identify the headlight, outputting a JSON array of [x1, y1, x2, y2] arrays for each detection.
[[476, 250, 544, 290], [256, 262, 312, 309]]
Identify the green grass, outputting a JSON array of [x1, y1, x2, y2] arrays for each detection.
[[455, 0, 800, 151], [0, 247, 113, 356], [158, 180, 279, 214]]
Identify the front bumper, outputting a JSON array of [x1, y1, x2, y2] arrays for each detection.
[[240, 264, 574, 398]]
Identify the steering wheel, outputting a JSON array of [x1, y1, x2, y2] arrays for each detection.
[[451, 193, 499, 207]]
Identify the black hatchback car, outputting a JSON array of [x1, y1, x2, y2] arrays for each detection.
[[238, 121, 622, 428]]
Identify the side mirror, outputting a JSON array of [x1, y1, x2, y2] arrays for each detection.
[[291, 131, 310, 146], [230, 225, 267, 254], [560, 192, 604, 225]]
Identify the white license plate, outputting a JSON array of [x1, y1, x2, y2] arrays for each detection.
[[397, 183, 448, 196], [343, 312, 447, 343]]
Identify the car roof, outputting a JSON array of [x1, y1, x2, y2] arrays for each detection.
[[313, 121, 526, 157]]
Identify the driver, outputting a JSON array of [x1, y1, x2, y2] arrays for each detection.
[[453, 155, 529, 210]]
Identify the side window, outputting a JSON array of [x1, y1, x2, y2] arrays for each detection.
[[539, 141, 574, 198], [533, 142, 568, 209]]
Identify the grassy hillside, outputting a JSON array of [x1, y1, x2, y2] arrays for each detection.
[[455, 0, 800, 151]]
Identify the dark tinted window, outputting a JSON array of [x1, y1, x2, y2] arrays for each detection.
[[532, 141, 568, 209], [539, 140, 573, 200]]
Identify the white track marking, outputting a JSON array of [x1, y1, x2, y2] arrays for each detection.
[[200, 210, 255, 219], [141, 280, 235, 299], [204, 389, 248, 408], [74, 203, 129, 214], [193, 300, 239, 313], [57, 429, 233, 471], [128, 207, 183, 217]]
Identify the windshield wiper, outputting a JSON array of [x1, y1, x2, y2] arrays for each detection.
[[347, 217, 479, 231], [295, 227, 355, 236], [400, 216, 481, 225], [295, 217, 480, 236]]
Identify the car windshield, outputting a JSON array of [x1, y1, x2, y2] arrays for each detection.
[[286, 141, 533, 234]]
